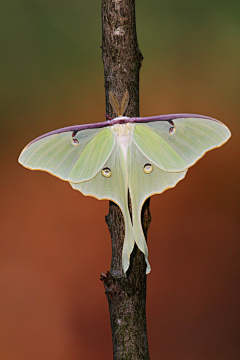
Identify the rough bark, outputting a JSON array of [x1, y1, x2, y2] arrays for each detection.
[[101, 1, 151, 358]]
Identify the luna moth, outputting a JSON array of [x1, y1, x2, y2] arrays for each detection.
[[18, 91, 231, 274]]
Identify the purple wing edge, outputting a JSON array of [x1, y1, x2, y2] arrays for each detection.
[[26, 113, 222, 146], [129, 113, 221, 123], [26, 121, 112, 146]]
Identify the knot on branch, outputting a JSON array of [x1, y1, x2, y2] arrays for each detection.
[[100, 271, 125, 301]]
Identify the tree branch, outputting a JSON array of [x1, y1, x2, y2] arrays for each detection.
[[101, 1, 151, 358]]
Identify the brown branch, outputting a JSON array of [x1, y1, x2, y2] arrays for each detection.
[[101, 1, 151, 358]]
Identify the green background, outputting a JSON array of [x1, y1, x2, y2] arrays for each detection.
[[1, 1, 239, 359]]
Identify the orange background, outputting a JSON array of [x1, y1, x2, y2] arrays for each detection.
[[1, 1, 239, 359]]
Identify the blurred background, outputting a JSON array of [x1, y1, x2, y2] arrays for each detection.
[[1, 1, 239, 359]]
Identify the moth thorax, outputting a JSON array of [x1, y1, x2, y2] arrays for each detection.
[[112, 123, 133, 137], [112, 123, 133, 162]]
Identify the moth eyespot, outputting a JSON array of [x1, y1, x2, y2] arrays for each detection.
[[143, 163, 153, 174], [102, 167, 111, 178], [71, 138, 79, 146], [169, 126, 176, 135]]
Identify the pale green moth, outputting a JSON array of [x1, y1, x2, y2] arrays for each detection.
[[18, 91, 231, 274]]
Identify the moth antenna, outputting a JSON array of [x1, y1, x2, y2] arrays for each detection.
[[119, 90, 129, 116], [109, 91, 120, 117]]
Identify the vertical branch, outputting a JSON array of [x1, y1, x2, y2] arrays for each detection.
[[101, 1, 151, 358]]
